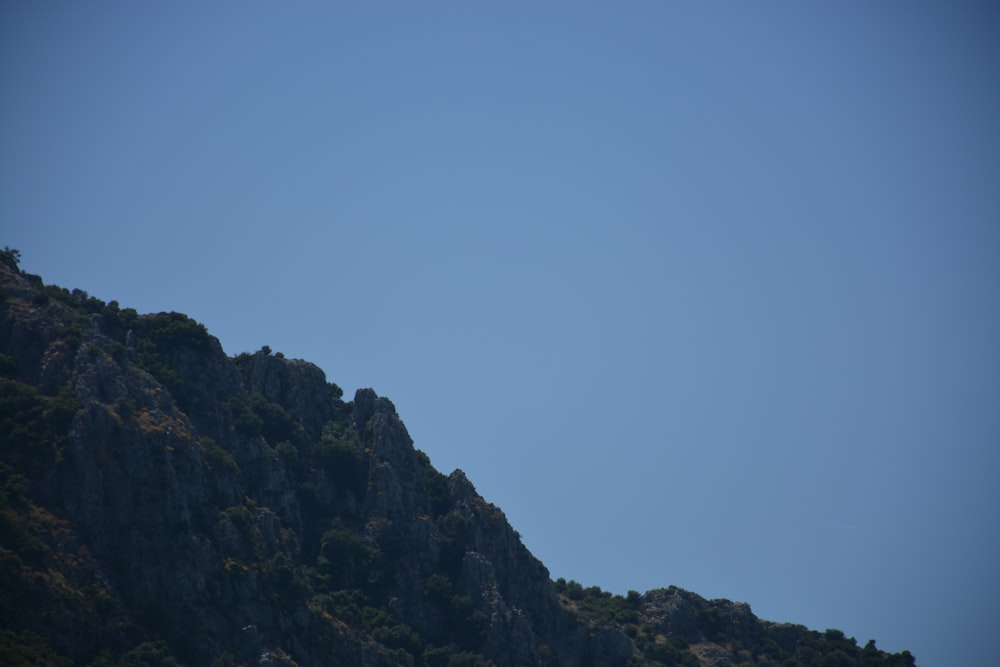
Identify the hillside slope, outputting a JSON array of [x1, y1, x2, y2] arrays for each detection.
[[0, 249, 917, 667]]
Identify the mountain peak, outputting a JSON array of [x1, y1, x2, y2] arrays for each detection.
[[0, 252, 918, 667]]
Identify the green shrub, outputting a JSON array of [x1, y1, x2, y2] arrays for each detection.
[[0, 247, 21, 271], [230, 401, 263, 437], [315, 422, 366, 492], [435, 511, 474, 574], [424, 574, 453, 602], [88, 641, 182, 667], [0, 380, 77, 469], [251, 394, 306, 447], [563, 580, 584, 601], [267, 553, 310, 611], [0, 630, 71, 667], [372, 624, 423, 662], [0, 465, 28, 508], [202, 438, 240, 477], [416, 450, 450, 517], [445, 596, 488, 648], [133, 312, 213, 395], [0, 509, 51, 567], [318, 522, 382, 592], [446, 652, 495, 667], [137, 312, 212, 352], [423, 647, 450, 667], [223, 504, 255, 541], [275, 441, 300, 473]]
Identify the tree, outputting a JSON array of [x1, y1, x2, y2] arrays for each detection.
[[1, 247, 21, 271]]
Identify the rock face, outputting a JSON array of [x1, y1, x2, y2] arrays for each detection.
[[0, 253, 917, 667]]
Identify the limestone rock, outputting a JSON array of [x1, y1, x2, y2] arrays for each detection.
[[0, 258, 919, 667]]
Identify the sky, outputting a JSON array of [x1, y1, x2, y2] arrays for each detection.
[[2, 2, 999, 665]]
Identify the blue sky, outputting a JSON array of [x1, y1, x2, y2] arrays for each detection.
[[3, 2, 999, 665]]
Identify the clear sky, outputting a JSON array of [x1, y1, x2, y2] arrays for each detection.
[[3, 2, 999, 665]]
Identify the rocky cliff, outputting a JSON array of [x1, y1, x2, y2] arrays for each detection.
[[0, 249, 917, 667]]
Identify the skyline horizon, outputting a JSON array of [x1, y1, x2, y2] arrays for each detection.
[[5, 3, 999, 665]]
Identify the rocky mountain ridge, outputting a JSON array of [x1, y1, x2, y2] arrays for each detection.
[[0, 249, 917, 667]]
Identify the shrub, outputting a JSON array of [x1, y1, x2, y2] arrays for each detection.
[[202, 438, 240, 477], [251, 394, 305, 447], [423, 647, 450, 667], [318, 523, 382, 592], [446, 596, 489, 648], [0, 380, 77, 469], [134, 313, 213, 395], [446, 652, 495, 667], [424, 574, 453, 602], [137, 312, 212, 352], [267, 553, 309, 611], [564, 580, 584, 601], [275, 441, 300, 473], [315, 422, 366, 492], [87, 641, 182, 667], [0, 630, 71, 667], [416, 450, 450, 517], [435, 511, 474, 574], [223, 504, 256, 541], [1, 247, 21, 271], [230, 402, 263, 437], [372, 624, 423, 661]]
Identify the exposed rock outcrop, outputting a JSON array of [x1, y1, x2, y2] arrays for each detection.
[[0, 254, 918, 667]]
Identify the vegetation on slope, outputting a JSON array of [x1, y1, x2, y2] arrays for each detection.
[[0, 248, 918, 667]]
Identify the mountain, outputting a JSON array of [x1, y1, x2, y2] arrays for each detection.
[[0, 248, 917, 667]]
